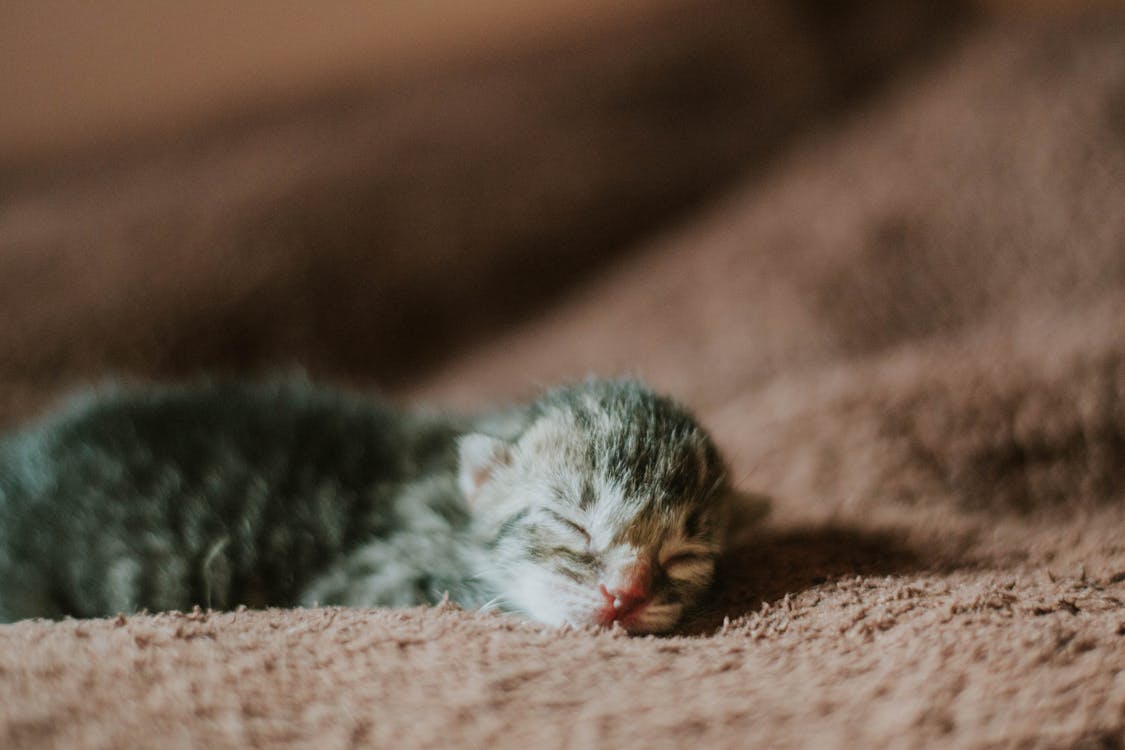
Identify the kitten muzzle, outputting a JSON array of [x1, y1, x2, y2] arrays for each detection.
[[595, 560, 653, 627]]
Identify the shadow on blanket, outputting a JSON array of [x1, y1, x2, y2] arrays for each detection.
[[684, 525, 932, 635]]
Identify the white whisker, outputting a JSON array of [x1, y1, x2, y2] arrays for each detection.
[[477, 595, 506, 613]]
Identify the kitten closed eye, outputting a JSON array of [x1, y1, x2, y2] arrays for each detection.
[[545, 510, 591, 544], [660, 550, 714, 577]]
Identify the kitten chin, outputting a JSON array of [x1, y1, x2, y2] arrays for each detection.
[[484, 555, 695, 634]]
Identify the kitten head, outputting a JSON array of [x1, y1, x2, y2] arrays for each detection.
[[460, 380, 731, 634]]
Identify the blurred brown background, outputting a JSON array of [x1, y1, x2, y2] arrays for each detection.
[[0, 0, 982, 411], [0, 0, 680, 167], [0, 0, 1100, 168], [0, 0, 1119, 416]]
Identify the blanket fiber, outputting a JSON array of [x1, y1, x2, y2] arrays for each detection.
[[2, 4, 1124, 748]]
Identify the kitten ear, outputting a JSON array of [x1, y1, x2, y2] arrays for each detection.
[[457, 434, 512, 505], [724, 490, 772, 548]]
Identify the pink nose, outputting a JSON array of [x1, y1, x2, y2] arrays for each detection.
[[597, 562, 653, 623]]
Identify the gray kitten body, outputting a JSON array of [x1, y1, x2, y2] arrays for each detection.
[[0, 378, 732, 633]]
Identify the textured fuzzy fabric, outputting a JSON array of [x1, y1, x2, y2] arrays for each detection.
[[2, 6, 1125, 750]]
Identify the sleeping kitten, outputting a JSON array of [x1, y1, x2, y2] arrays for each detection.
[[0, 377, 740, 633]]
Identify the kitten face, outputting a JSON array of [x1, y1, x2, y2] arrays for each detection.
[[461, 381, 729, 634]]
